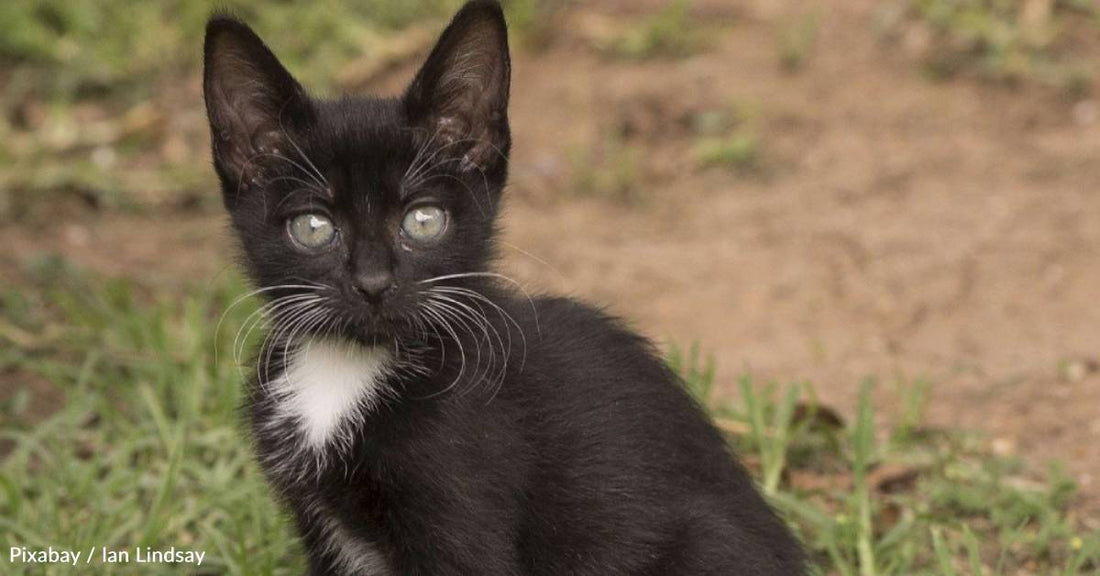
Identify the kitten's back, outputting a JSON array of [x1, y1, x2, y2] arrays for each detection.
[[498, 296, 805, 574]]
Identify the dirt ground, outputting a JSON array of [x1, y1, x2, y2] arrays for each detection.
[[4, 1, 1100, 508]]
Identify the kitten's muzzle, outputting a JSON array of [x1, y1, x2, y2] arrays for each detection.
[[355, 269, 397, 305]]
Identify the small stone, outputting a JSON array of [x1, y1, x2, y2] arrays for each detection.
[[901, 24, 932, 60], [991, 437, 1016, 457], [1073, 100, 1097, 127], [1061, 357, 1098, 383], [65, 225, 90, 247], [91, 145, 117, 169]]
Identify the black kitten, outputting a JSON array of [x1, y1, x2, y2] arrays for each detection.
[[204, 1, 804, 574]]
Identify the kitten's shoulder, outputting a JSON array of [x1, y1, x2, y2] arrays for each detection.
[[521, 295, 664, 371], [528, 295, 644, 342]]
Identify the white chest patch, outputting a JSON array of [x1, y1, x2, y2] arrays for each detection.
[[271, 339, 392, 451]]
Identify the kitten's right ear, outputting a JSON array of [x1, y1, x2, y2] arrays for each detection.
[[203, 16, 312, 196], [403, 0, 511, 175]]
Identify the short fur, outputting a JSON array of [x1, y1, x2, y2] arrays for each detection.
[[203, 1, 805, 574]]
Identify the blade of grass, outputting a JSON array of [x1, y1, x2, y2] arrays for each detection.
[[853, 379, 877, 576], [932, 527, 959, 576]]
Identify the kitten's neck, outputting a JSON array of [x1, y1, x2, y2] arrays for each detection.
[[250, 293, 518, 483], [252, 338, 395, 483], [273, 339, 393, 449]]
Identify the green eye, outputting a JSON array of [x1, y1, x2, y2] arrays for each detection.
[[288, 213, 336, 249], [401, 205, 448, 242]]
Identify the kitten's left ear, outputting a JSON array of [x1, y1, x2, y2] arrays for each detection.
[[404, 0, 511, 174], [203, 16, 313, 197]]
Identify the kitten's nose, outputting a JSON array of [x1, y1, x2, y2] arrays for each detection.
[[355, 269, 396, 303]]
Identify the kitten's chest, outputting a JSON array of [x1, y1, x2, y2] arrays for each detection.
[[253, 339, 393, 480], [252, 339, 400, 574]]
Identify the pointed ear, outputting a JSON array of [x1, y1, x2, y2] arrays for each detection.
[[203, 16, 312, 194], [404, 1, 511, 174]]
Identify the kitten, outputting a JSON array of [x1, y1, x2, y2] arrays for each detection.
[[203, 1, 805, 574]]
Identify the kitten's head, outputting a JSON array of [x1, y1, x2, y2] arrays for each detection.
[[204, 1, 510, 345]]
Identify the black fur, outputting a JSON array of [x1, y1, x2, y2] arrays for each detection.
[[204, 1, 805, 574]]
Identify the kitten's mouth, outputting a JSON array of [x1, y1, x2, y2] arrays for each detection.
[[338, 313, 406, 346], [350, 330, 397, 347]]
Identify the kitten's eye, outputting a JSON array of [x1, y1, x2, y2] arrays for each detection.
[[288, 214, 337, 249], [401, 205, 448, 242]]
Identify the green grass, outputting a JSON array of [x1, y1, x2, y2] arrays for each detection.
[[777, 12, 821, 72], [880, 0, 1100, 92], [693, 130, 759, 172], [596, 0, 705, 60], [1, 268, 302, 575], [671, 346, 1100, 575], [0, 0, 551, 222], [503, 0, 565, 51], [690, 102, 762, 173], [569, 130, 647, 205], [0, 0, 558, 101], [0, 0, 465, 223], [0, 0, 470, 98], [2, 265, 1097, 574]]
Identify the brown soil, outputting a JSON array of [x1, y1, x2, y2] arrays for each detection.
[[3, 1, 1099, 508]]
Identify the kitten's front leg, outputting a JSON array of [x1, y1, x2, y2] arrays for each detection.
[[396, 553, 524, 576], [294, 505, 394, 576], [294, 495, 523, 576], [383, 506, 524, 576]]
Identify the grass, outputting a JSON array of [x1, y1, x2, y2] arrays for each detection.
[[0, 0, 467, 100], [0, 0, 462, 223], [596, 0, 705, 60], [777, 12, 821, 72], [671, 344, 1100, 574], [879, 0, 1100, 93], [693, 130, 760, 172], [0, 0, 551, 222], [2, 264, 1097, 574], [1, 267, 303, 575], [0, 0, 560, 102], [569, 130, 647, 205], [690, 102, 762, 172], [503, 0, 565, 51]]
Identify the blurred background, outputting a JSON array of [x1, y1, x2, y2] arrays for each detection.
[[1, 1, 1099, 573]]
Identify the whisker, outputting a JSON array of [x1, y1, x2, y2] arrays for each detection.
[[279, 305, 333, 377], [418, 272, 540, 337], [259, 299, 327, 382], [426, 292, 507, 397], [498, 241, 564, 280], [415, 171, 487, 217], [277, 110, 331, 192], [430, 286, 527, 373], [415, 304, 468, 399], [250, 152, 327, 191], [428, 299, 487, 388], [402, 124, 446, 189], [272, 303, 332, 380], [215, 284, 325, 360], [234, 294, 322, 371]]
